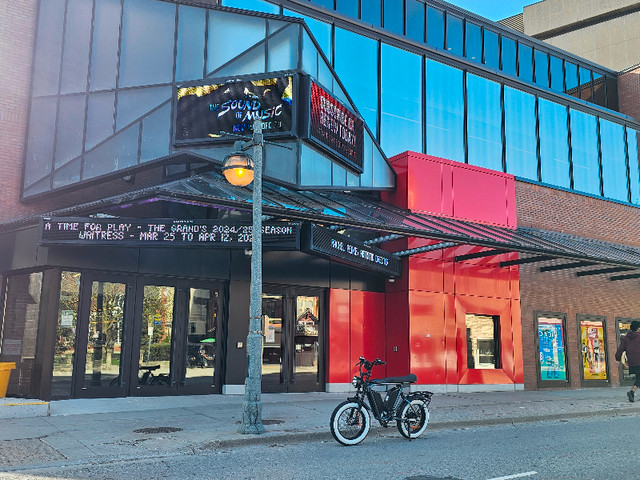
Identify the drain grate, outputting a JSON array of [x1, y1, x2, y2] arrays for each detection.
[[133, 426, 183, 434]]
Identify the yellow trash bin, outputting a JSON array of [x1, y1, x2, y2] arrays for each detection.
[[0, 362, 16, 398]]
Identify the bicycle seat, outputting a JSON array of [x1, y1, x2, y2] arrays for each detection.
[[139, 365, 160, 371], [371, 374, 417, 384]]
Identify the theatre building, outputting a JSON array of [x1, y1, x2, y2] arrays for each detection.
[[3, 0, 640, 400]]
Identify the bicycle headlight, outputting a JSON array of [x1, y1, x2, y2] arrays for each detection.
[[352, 375, 361, 388]]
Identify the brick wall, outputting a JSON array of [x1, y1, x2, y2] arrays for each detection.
[[618, 66, 640, 122], [0, 0, 39, 223], [516, 181, 640, 389]]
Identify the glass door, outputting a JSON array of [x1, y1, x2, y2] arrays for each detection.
[[261, 294, 285, 392], [290, 294, 322, 392]]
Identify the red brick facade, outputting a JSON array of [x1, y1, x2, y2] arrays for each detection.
[[618, 66, 640, 123]]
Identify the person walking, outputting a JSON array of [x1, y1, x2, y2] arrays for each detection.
[[615, 320, 640, 402]]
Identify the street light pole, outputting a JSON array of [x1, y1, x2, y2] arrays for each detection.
[[239, 119, 265, 434]]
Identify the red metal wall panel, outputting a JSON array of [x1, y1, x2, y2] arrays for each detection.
[[349, 290, 365, 371], [362, 291, 386, 369], [328, 289, 350, 383], [408, 291, 447, 384], [385, 291, 410, 377]]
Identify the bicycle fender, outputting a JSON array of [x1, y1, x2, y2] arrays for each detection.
[[347, 397, 371, 411]]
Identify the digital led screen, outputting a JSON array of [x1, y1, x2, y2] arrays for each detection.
[[174, 76, 294, 144], [308, 81, 364, 172], [40, 217, 300, 249]]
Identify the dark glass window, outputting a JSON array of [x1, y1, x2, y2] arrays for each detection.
[[89, 0, 121, 92], [361, 0, 382, 26], [284, 10, 332, 62], [425, 59, 464, 163], [465, 22, 482, 63], [600, 119, 628, 202], [32, 0, 65, 96], [504, 87, 537, 181], [483, 29, 499, 69], [570, 109, 600, 195], [534, 50, 549, 88], [517, 43, 533, 82], [334, 27, 378, 131], [446, 14, 463, 56], [60, 0, 93, 94], [406, 0, 425, 42], [426, 7, 444, 49], [466, 314, 499, 369], [176, 5, 206, 82], [380, 44, 423, 156], [606, 76, 619, 111], [501, 37, 517, 76], [383, 0, 403, 34], [549, 55, 564, 93], [592, 72, 606, 107], [467, 73, 503, 171], [300, 145, 332, 185], [565, 62, 578, 97], [627, 129, 640, 204], [24, 97, 56, 187], [336, 0, 358, 17], [539, 98, 570, 188], [579, 67, 592, 102], [55, 95, 86, 169]]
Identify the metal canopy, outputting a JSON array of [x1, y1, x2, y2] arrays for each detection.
[[16, 170, 640, 272]]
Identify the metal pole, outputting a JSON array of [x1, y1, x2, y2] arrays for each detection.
[[239, 119, 265, 434]]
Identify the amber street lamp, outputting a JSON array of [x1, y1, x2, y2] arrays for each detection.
[[222, 118, 265, 434]]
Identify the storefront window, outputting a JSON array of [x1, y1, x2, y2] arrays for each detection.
[[504, 87, 538, 181], [467, 73, 503, 171], [185, 289, 217, 386], [52, 272, 81, 398], [539, 99, 570, 188], [466, 314, 498, 369], [578, 316, 607, 382], [425, 59, 464, 163], [600, 119, 628, 202], [138, 286, 175, 385], [537, 314, 568, 382], [617, 318, 638, 385], [570, 109, 600, 196]]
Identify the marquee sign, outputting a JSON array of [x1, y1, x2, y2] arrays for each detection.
[[40, 217, 300, 249], [174, 75, 294, 144], [303, 224, 400, 277]]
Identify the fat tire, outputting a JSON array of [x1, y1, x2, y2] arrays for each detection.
[[330, 401, 371, 446], [397, 397, 429, 439]]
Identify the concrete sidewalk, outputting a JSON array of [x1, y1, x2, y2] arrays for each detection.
[[0, 387, 639, 472]]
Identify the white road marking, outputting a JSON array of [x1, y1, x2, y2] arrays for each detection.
[[486, 472, 537, 480]]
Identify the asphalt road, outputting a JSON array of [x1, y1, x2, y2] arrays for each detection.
[[1, 413, 636, 480]]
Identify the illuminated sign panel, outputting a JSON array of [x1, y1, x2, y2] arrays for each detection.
[[40, 217, 300, 249], [174, 75, 294, 144], [306, 80, 364, 172]]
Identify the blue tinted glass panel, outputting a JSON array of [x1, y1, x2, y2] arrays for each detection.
[[336, 0, 358, 18], [24, 97, 57, 187], [483, 30, 499, 69], [570, 109, 600, 195], [406, 0, 425, 42], [221, 0, 280, 14], [116, 86, 172, 131], [140, 103, 171, 163], [361, 0, 381, 26], [83, 127, 139, 180], [380, 44, 423, 157], [89, 0, 121, 92], [60, 0, 93, 94], [579, 67, 592, 102], [311, 0, 333, 8], [600, 119, 628, 202], [176, 6, 206, 82], [86, 92, 115, 150], [501, 37, 517, 76], [207, 11, 266, 75], [465, 22, 481, 63], [517, 43, 533, 82], [446, 15, 463, 56], [284, 10, 332, 62], [504, 87, 537, 181], [267, 25, 298, 72], [426, 7, 444, 49], [334, 28, 378, 131], [549, 56, 563, 92], [425, 59, 464, 163], [565, 62, 578, 96], [55, 95, 86, 169], [467, 74, 502, 171], [534, 50, 549, 88], [538, 98, 569, 188], [53, 158, 81, 189], [300, 145, 332, 185], [32, 0, 65, 96], [627, 129, 640, 204], [384, 0, 403, 34]]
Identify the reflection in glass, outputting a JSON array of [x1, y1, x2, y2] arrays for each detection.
[[221, 0, 280, 14], [176, 6, 206, 82], [336, 0, 358, 17], [504, 87, 537, 181], [89, 0, 121, 92], [262, 295, 283, 382], [517, 43, 533, 82], [501, 37, 517, 76], [600, 119, 628, 202], [295, 296, 320, 380], [539, 98, 570, 188], [300, 145, 332, 185], [185, 289, 217, 386], [565, 62, 578, 96], [380, 44, 422, 156], [465, 22, 481, 63], [446, 14, 463, 56], [466, 314, 498, 369], [593, 72, 606, 107], [579, 67, 592, 102], [627, 129, 640, 204], [361, 0, 381, 26], [549, 55, 564, 92], [467, 74, 502, 171], [483, 30, 499, 69], [406, 0, 425, 42], [606, 77, 619, 111], [60, 0, 93, 94], [138, 286, 174, 386], [534, 50, 549, 88], [383, 0, 403, 34], [425, 59, 464, 163], [570, 109, 600, 196], [426, 7, 444, 49], [85, 282, 126, 388], [52, 272, 80, 397], [286, 10, 332, 64]]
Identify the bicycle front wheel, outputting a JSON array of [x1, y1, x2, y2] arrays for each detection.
[[330, 401, 371, 446], [397, 397, 429, 439]]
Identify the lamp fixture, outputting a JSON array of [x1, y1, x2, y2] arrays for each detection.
[[222, 141, 255, 186]]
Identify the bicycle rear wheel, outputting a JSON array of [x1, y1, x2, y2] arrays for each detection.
[[397, 397, 429, 439], [330, 401, 371, 446]]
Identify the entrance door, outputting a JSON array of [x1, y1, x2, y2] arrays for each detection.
[[261, 289, 324, 393]]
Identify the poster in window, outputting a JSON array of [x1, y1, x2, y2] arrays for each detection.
[[580, 320, 607, 380], [537, 317, 567, 381]]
